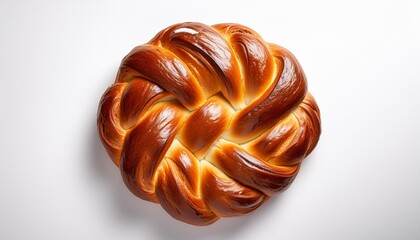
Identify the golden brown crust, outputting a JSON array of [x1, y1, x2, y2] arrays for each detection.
[[97, 22, 321, 225]]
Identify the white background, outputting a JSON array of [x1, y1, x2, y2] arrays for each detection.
[[1, 0, 419, 239]]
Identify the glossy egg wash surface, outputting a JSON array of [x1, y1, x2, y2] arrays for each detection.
[[98, 22, 321, 226]]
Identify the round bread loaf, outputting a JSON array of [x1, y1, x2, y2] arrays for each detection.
[[97, 22, 321, 225]]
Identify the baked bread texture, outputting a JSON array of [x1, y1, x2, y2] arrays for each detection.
[[98, 22, 321, 225]]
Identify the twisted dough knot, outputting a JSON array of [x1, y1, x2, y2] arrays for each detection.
[[98, 22, 321, 225]]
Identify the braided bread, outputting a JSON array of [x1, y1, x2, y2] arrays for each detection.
[[97, 22, 321, 226]]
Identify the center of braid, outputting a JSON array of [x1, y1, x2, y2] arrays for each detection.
[[146, 23, 281, 187]]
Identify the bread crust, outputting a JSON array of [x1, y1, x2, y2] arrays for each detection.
[[97, 22, 321, 226]]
